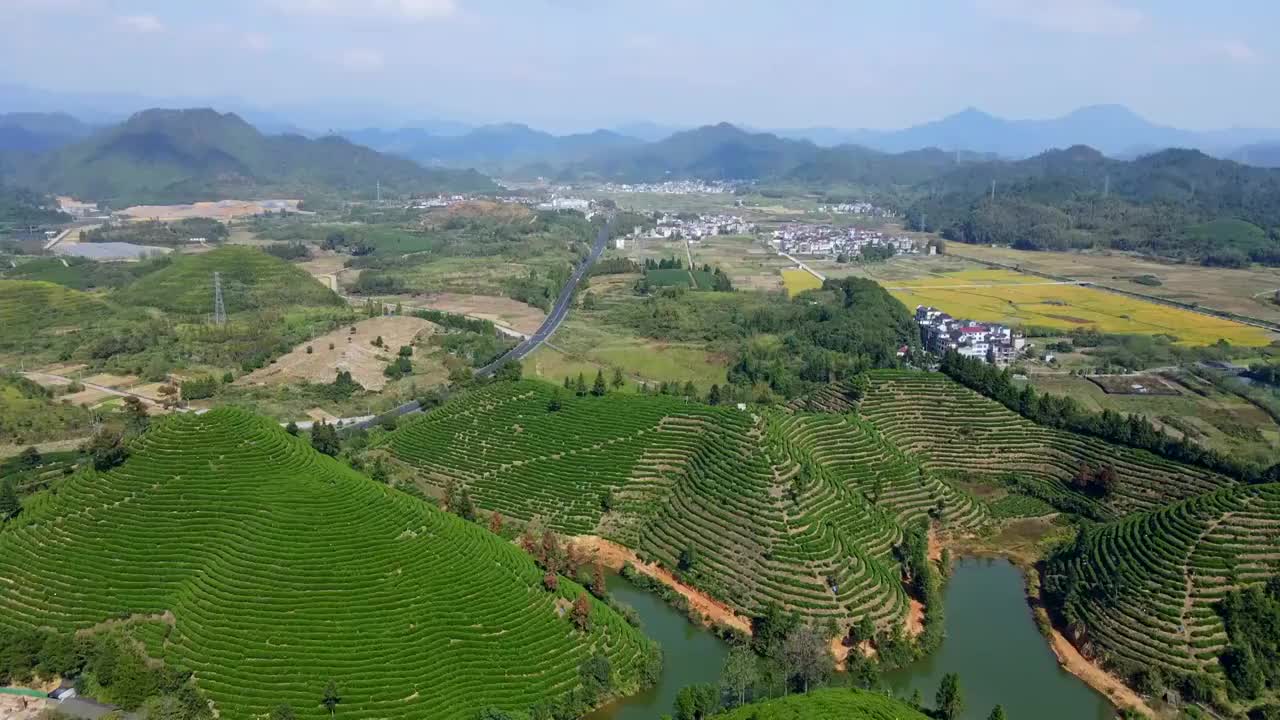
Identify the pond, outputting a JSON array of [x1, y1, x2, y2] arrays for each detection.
[[886, 557, 1114, 720], [586, 572, 729, 720]]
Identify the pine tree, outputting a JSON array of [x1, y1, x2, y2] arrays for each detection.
[[708, 384, 722, 405], [987, 705, 1007, 720], [321, 680, 341, 719], [563, 376, 572, 390], [611, 367, 625, 389], [0, 478, 21, 520], [591, 561, 607, 598], [592, 369, 607, 396], [936, 673, 964, 720], [575, 373, 587, 397]]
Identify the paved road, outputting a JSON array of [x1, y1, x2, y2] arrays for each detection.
[[342, 218, 614, 431], [775, 249, 827, 282], [476, 217, 613, 377]]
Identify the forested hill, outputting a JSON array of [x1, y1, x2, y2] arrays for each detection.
[[3, 108, 497, 207], [904, 146, 1280, 265]]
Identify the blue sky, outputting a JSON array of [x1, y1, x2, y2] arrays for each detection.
[[0, 0, 1274, 132]]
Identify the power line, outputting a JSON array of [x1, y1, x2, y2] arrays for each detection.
[[213, 270, 226, 324]]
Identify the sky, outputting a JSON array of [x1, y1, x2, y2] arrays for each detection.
[[0, 0, 1275, 132]]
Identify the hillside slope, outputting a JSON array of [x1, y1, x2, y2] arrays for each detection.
[[0, 408, 651, 719], [7, 108, 497, 206], [0, 279, 113, 339], [382, 380, 977, 629], [859, 371, 1233, 519], [1047, 483, 1280, 680], [115, 245, 342, 315]]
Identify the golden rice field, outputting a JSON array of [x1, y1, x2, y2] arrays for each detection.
[[886, 269, 1275, 347], [781, 268, 823, 296]]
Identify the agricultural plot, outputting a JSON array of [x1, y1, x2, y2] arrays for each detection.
[[858, 371, 1234, 519], [885, 269, 1274, 346], [781, 269, 822, 297], [384, 381, 967, 630], [643, 268, 716, 289], [950, 243, 1280, 327], [0, 409, 650, 720], [0, 280, 112, 339], [1056, 483, 1280, 677]]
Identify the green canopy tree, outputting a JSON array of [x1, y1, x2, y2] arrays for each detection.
[[936, 673, 965, 720]]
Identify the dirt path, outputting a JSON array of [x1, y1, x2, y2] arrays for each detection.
[[573, 535, 752, 634], [1048, 629, 1155, 716]]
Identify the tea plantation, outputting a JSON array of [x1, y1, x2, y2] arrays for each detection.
[[712, 688, 929, 720], [0, 279, 113, 338], [1050, 482, 1280, 677], [859, 370, 1233, 518], [0, 408, 651, 719], [384, 381, 971, 628], [115, 245, 342, 315]]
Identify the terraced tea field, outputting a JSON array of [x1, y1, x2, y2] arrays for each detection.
[[1057, 483, 1280, 677], [859, 371, 1234, 518], [116, 245, 342, 315], [712, 688, 929, 719], [884, 269, 1273, 346], [0, 409, 650, 719], [384, 381, 981, 629], [0, 279, 113, 338]]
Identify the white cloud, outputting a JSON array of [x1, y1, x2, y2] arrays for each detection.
[[242, 32, 271, 52], [340, 48, 386, 72], [274, 0, 456, 22], [975, 0, 1145, 35], [116, 14, 165, 33], [1221, 41, 1260, 64]]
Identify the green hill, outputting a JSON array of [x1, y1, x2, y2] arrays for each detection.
[[712, 688, 929, 719], [383, 380, 977, 630], [0, 408, 651, 719], [7, 108, 497, 206], [116, 245, 342, 315], [0, 279, 113, 338], [1047, 483, 1280, 690], [858, 371, 1234, 519], [0, 371, 94, 444]]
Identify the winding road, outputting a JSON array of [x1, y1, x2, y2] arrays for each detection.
[[346, 216, 613, 431], [475, 216, 612, 377]]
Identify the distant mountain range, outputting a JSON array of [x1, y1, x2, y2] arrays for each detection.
[[773, 105, 1280, 159], [0, 109, 496, 207], [343, 123, 642, 176]]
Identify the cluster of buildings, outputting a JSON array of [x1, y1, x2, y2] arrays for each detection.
[[818, 201, 895, 218], [914, 306, 1026, 366], [768, 224, 919, 258], [646, 213, 754, 240], [595, 180, 736, 195], [536, 196, 592, 212]]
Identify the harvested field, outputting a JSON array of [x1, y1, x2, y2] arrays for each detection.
[[407, 292, 547, 335], [1087, 374, 1181, 396], [239, 316, 436, 391]]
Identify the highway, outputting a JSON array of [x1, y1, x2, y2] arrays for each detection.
[[345, 216, 613, 431], [475, 216, 612, 377]]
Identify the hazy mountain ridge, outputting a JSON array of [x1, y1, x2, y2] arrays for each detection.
[[2, 108, 497, 206]]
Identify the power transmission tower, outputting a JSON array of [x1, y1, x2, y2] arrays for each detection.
[[213, 271, 226, 326], [376, 180, 382, 205], [990, 179, 996, 201]]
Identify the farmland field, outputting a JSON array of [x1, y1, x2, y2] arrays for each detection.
[[884, 269, 1274, 346], [949, 243, 1280, 326], [780, 268, 822, 296], [0, 409, 652, 719]]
